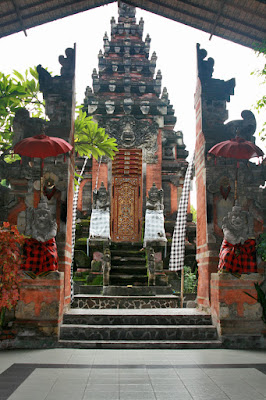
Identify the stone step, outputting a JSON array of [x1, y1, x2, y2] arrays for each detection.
[[111, 265, 147, 274], [58, 339, 222, 349], [109, 274, 148, 286], [72, 294, 180, 309], [102, 285, 174, 296], [63, 309, 213, 326], [111, 256, 146, 265], [60, 324, 218, 341]]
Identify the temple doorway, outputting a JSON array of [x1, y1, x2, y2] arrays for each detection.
[[111, 149, 142, 242]]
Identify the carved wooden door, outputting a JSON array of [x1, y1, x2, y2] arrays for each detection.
[[111, 149, 142, 242]]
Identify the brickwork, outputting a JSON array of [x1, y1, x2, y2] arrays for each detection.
[[210, 273, 265, 348], [194, 44, 265, 313]]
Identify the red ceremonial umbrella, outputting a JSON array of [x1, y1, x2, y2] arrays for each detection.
[[13, 134, 73, 195], [208, 135, 264, 200]]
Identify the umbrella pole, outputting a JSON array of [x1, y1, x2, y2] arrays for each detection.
[[234, 166, 238, 203], [40, 159, 43, 198], [180, 267, 184, 308]]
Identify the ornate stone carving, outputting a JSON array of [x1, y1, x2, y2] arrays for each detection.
[[221, 202, 251, 245], [92, 182, 109, 211], [147, 247, 155, 286], [146, 183, 164, 211], [103, 116, 158, 160], [218, 202, 257, 274], [105, 100, 115, 114], [103, 247, 111, 286], [29, 198, 57, 242]]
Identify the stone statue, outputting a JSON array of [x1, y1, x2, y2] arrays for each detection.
[[147, 247, 155, 286], [146, 183, 164, 211], [23, 198, 58, 276], [31, 199, 57, 242], [218, 202, 257, 274], [90, 182, 110, 239], [92, 182, 110, 211], [103, 247, 111, 286]]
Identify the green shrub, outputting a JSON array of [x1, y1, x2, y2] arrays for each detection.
[[183, 266, 198, 294]]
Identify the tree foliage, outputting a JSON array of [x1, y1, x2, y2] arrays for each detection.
[[74, 110, 117, 160], [0, 222, 25, 328], [251, 44, 266, 141], [0, 67, 117, 164], [0, 67, 45, 162]]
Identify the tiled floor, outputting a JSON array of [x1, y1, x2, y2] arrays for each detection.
[[0, 349, 265, 400]]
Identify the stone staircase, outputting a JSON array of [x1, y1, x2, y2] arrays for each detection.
[[64, 244, 221, 349], [59, 304, 221, 349], [109, 244, 148, 286]]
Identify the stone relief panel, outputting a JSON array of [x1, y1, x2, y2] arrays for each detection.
[[100, 116, 158, 163]]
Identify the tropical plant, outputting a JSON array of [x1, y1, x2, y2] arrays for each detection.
[[183, 266, 198, 294], [251, 43, 266, 141], [0, 68, 45, 164], [0, 222, 25, 328], [256, 232, 266, 262], [244, 281, 266, 324], [190, 204, 197, 223]]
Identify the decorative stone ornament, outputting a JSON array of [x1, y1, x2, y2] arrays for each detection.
[[92, 182, 110, 211], [218, 202, 257, 274], [146, 183, 164, 211], [23, 198, 58, 275]]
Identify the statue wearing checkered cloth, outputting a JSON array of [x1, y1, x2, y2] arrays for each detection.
[[218, 202, 257, 274], [23, 198, 58, 276]]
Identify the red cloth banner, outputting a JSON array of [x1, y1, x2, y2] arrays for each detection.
[[218, 239, 257, 274], [22, 237, 58, 275]]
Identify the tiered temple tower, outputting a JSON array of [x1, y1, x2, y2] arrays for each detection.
[[79, 2, 189, 246]]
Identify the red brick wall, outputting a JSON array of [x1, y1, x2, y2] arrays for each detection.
[[146, 130, 162, 194], [15, 273, 65, 336], [194, 77, 218, 309], [210, 273, 264, 336], [92, 158, 108, 192]]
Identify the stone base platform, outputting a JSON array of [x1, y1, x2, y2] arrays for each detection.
[[59, 308, 221, 349], [72, 294, 180, 309]]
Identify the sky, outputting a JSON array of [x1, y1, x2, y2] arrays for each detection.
[[0, 2, 265, 206]]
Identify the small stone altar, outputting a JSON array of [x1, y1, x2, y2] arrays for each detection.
[[211, 273, 265, 348]]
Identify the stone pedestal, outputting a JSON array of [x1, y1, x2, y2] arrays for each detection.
[[210, 272, 265, 348], [13, 271, 64, 348]]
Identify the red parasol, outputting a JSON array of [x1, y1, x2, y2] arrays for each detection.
[[13, 134, 73, 195], [208, 136, 264, 200]]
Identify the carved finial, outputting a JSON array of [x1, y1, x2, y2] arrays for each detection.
[[156, 70, 162, 80], [161, 87, 168, 100], [196, 43, 214, 82], [92, 68, 98, 79], [151, 51, 157, 63], [145, 34, 151, 43]]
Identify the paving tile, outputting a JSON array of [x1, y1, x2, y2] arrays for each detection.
[[82, 391, 119, 400], [155, 392, 193, 400], [120, 383, 153, 392], [120, 392, 156, 400]]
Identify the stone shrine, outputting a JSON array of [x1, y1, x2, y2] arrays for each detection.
[[76, 3, 193, 286]]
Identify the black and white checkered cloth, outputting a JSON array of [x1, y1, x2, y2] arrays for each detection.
[[169, 154, 195, 271]]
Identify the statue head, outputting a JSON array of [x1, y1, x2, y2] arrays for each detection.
[[228, 202, 247, 231], [93, 182, 109, 210], [32, 198, 57, 242], [121, 121, 136, 147], [222, 201, 250, 245], [147, 183, 164, 211], [148, 183, 160, 203]]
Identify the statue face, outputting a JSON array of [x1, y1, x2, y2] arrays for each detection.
[[231, 212, 245, 230], [149, 191, 159, 203], [35, 209, 50, 230], [121, 123, 135, 147]]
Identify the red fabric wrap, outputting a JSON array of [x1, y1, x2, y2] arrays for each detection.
[[218, 239, 257, 274], [22, 237, 58, 275]]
